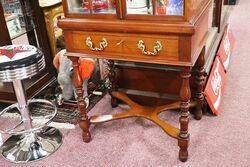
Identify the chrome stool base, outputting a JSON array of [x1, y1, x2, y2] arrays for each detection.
[[1, 126, 62, 163]]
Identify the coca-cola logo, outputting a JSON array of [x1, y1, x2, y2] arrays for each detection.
[[0, 45, 36, 62], [220, 26, 233, 70], [224, 30, 231, 58], [211, 59, 222, 96], [0, 46, 29, 59]]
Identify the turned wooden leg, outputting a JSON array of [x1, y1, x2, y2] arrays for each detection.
[[178, 68, 191, 162], [69, 57, 91, 142], [194, 47, 206, 120], [108, 60, 118, 108]]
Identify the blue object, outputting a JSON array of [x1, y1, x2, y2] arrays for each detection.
[[168, 0, 183, 15]]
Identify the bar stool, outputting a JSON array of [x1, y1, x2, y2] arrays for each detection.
[[0, 45, 62, 163]]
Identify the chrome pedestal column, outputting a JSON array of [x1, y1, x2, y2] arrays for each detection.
[[0, 80, 62, 163]]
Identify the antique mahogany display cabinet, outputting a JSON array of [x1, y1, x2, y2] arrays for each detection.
[[59, 0, 212, 162]]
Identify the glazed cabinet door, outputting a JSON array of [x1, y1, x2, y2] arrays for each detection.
[[122, 0, 211, 21], [63, 0, 119, 18], [122, 0, 185, 21], [125, 0, 184, 16], [63, 0, 211, 22]]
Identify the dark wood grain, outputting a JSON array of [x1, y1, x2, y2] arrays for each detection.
[[178, 68, 191, 162], [194, 47, 206, 120], [29, 0, 56, 76], [215, 0, 223, 32], [69, 57, 91, 142], [0, 3, 11, 46], [108, 60, 118, 108]]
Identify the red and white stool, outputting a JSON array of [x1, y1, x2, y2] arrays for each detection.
[[0, 45, 62, 163]]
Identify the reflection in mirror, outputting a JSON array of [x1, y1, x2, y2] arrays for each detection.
[[126, 0, 153, 15]]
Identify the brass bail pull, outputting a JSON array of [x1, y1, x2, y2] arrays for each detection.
[[86, 37, 108, 51], [137, 40, 163, 56]]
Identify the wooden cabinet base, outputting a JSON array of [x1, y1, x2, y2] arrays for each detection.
[[90, 91, 196, 162]]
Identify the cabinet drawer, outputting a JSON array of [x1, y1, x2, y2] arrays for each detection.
[[65, 31, 180, 64]]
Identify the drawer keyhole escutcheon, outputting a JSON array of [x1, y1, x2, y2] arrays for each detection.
[[137, 40, 163, 56], [116, 39, 125, 46], [86, 37, 108, 51]]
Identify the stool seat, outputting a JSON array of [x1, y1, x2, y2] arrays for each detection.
[[0, 45, 45, 82]]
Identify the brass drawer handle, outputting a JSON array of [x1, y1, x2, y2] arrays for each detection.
[[86, 37, 108, 51], [137, 40, 163, 56]]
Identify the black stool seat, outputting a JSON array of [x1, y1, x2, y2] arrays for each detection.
[[0, 45, 45, 82]]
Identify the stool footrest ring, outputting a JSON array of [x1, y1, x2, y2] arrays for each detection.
[[0, 99, 57, 135]]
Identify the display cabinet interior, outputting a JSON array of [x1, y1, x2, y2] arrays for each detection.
[[63, 0, 212, 22]]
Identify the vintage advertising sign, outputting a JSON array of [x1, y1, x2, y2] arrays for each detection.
[[217, 25, 235, 71], [205, 57, 227, 115]]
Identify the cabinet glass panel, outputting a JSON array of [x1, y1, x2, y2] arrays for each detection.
[[67, 0, 90, 13], [156, 0, 184, 15], [92, 0, 116, 14], [126, 0, 153, 15], [126, 0, 184, 16], [67, 0, 116, 14]]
